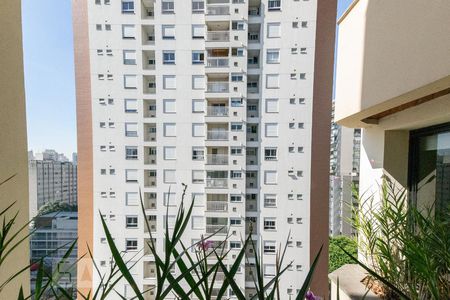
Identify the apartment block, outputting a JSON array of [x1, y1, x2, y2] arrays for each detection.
[[28, 151, 78, 218], [329, 102, 360, 236], [73, 0, 336, 298]]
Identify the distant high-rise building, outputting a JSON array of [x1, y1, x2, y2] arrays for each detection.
[[72, 152, 78, 165], [329, 102, 360, 236], [30, 212, 78, 298], [28, 152, 77, 218], [73, 0, 336, 297]]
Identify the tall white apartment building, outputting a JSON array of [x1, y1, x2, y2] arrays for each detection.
[[73, 0, 336, 298]]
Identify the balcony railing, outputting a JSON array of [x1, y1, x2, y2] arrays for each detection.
[[206, 201, 228, 212], [206, 31, 230, 42], [206, 58, 229, 68], [206, 178, 228, 188], [206, 154, 228, 165], [207, 82, 229, 93], [207, 130, 229, 140], [207, 0, 229, 3], [206, 5, 230, 15], [206, 224, 228, 235], [207, 106, 229, 116]]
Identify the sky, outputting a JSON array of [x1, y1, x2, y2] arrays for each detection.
[[21, 0, 353, 159]]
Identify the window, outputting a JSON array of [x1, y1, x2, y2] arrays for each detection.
[[124, 75, 137, 89], [264, 241, 276, 254], [292, 21, 299, 28], [192, 123, 205, 137], [265, 99, 278, 113], [290, 73, 297, 80], [164, 123, 176, 137], [268, 0, 281, 10], [231, 48, 244, 57], [100, 122, 106, 128], [162, 25, 175, 39], [297, 194, 303, 200], [124, 99, 137, 113], [230, 218, 242, 225], [291, 47, 298, 54], [163, 147, 176, 160], [122, 25, 136, 39], [163, 99, 176, 113], [230, 194, 242, 202], [298, 122, 304, 129], [289, 122, 295, 129], [296, 218, 303, 224], [98, 74, 105, 80], [126, 169, 138, 182], [300, 47, 307, 54], [264, 194, 277, 207], [299, 73, 306, 80], [121, 50, 136, 65], [97, 49, 104, 55], [164, 169, 176, 183], [266, 74, 279, 89], [126, 216, 138, 228], [232, 21, 245, 30], [163, 51, 175, 64], [109, 168, 116, 175], [163, 75, 176, 89], [230, 147, 242, 155], [230, 241, 241, 249], [264, 148, 277, 160], [230, 170, 242, 179], [125, 239, 138, 251], [267, 23, 281, 38], [192, 51, 205, 64], [192, 170, 205, 183], [192, 99, 204, 112], [122, 0, 134, 13], [264, 264, 276, 276], [163, 192, 176, 206], [100, 169, 106, 175], [264, 171, 277, 185], [231, 98, 243, 107], [126, 192, 139, 206], [231, 123, 243, 131], [192, 75, 205, 89], [125, 146, 138, 159], [264, 218, 276, 230], [192, 147, 204, 160], [265, 123, 278, 137], [192, 25, 205, 39], [192, 0, 204, 12], [192, 216, 204, 229], [96, 24, 102, 31], [266, 49, 280, 63], [299, 98, 306, 104], [301, 21, 308, 28], [231, 73, 244, 82], [161, 0, 174, 13], [125, 123, 138, 137]]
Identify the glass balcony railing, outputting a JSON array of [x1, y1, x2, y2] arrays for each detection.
[[207, 82, 229, 93], [206, 5, 230, 15], [207, 106, 229, 116], [207, 130, 229, 140], [206, 178, 228, 188], [206, 58, 229, 68], [206, 31, 230, 42], [206, 154, 228, 165], [206, 201, 228, 212], [205, 224, 228, 235]]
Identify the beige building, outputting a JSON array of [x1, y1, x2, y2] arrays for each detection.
[[0, 1, 30, 298], [332, 0, 450, 297]]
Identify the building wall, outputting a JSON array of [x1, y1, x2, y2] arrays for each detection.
[[74, 0, 335, 298], [335, 0, 450, 127], [0, 1, 30, 297]]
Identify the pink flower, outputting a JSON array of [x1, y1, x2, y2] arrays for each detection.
[[305, 291, 318, 300], [197, 240, 214, 251]]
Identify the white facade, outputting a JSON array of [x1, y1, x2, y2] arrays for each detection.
[[86, 0, 320, 298]]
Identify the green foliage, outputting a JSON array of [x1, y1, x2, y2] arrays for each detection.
[[328, 236, 357, 272], [350, 177, 450, 300], [37, 202, 77, 217]]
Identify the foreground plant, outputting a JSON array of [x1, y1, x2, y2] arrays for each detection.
[[344, 177, 450, 300]]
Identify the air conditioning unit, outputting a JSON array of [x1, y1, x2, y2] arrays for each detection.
[[151, 159, 156, 164], [150, 181, 156, 186], [147, 10, 154, 17], [151, 203, 156, 208], [148, 35, 155, 41], [151, 137, 156, 141]]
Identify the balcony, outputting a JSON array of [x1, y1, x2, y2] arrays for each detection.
[[246, 124, 258, 142], [206, 201, 228, 212], [246, 199, 257, 212], [142, 50, 155, 70], [245, 217, 257, 235], [143, 75, 156, 94], [142, 25, 155, 45], [144, 238, 156, 256], [206, 154, 228, 165], [144, 170, 157, 187], [207, 106, 229, 117], [207, 130, 229, 141], [206, 178, 228, 189], [206, 31, 230, 42], [141, 0, 155, 19], [207, 0, 229, 3], [247, 100, 259, 118], [144, 123, 156, 142], [206, 224, 228, 235], [246, 147, 258, 165], [144, 147, 157, 165], [143, 100, 156, 118], [143, 285, 156, 300], [144, 216, 157, 233], [143, 262, 157, 279], [206, 58, 229, 68], [206, 5, 230, 15], [207, 82, 229, 93]]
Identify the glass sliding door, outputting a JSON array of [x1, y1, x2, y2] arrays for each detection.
[[409, 123, 450, 218]]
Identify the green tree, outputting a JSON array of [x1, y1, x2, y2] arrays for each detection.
[[329, 235, 357, 272]]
